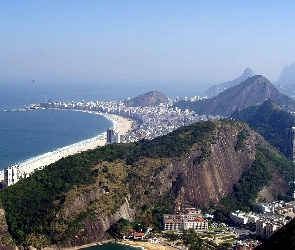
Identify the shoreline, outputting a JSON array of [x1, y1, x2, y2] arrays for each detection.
[[0, 111, 133, 182], [57, 239, 178, 250], [120, 239, 178, 250]]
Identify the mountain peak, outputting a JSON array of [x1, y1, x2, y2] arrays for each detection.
[[242, 68, 254, 77], [175, 75, 295, 117], [276, 62, 295, 86], [204, 68, 254, 97]]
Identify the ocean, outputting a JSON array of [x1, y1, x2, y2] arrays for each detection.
[[0, 80, 205, 171]]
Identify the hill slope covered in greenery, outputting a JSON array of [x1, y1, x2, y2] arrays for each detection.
[[1, 120, 295, 248], [231, 99, 295, 156]]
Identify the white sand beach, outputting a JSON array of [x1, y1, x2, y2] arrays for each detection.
[[0, 113, 133, 181]]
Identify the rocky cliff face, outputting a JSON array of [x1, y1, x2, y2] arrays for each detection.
[[257, 167, 289, 202], [53, 180, 136, 246], [66, 197, 135, 246], [152, 121, 262, 209]]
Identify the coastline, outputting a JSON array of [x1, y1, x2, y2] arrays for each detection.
[[0, 112, 133, 182], [56, 239, 178, 250], [119, 240, 178, 250]]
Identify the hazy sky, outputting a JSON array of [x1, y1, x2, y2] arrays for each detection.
[[1, 0, 295, 87]]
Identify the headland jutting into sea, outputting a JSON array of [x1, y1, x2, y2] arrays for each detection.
[[1, 95, 218, 184]]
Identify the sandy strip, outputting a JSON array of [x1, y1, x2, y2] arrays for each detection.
[[121, 240, 178, 250], [61, 240, 179, 250], [0, 113, 133, 181]]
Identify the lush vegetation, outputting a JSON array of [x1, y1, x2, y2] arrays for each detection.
[[0, 154, 98, 246], [123, 121, 216, 164], [231, 99, 295, 156], [182, 229, 217, 250], [235, 129, 250, 151], [219, 147, 272, 213]]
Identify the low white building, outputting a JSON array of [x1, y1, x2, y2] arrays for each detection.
[[258, 204, 275, 213], [230, 211, 259, 225]]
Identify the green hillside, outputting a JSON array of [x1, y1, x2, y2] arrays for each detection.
[[231, 99, 295, 156], [0, 120, 294, 248]]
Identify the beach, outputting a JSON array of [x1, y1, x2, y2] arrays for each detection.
[[55, 240, 180, 250], [0, 113, 133, 182], [120, 240, 179, 250]]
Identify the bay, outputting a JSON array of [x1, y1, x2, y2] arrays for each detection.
[[0, 81, 204, 171], [0, 109, 112, 170]]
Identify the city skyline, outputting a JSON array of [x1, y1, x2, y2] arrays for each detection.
[[1, 1, 295, 86]]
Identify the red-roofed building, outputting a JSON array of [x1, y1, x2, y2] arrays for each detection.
[[133, 232, 148, 240]]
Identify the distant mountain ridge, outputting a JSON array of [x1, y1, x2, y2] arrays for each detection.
[[175, 75, 295, 117], [275, 62, 295, 98], [124, 91, 168, 107], [204, 68, 254, 97], [276, 62, 295, 86]]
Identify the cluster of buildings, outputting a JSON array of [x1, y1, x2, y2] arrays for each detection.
[[230, 211, 287, 239], [230, 211, 258, 225], [234, 240, 261, 250], [34, 99, 219, 143], [163, 208, 208, 231], [230, 200, 295, 239], [258, 200, 295, 214], [255, 216, 287, 239]]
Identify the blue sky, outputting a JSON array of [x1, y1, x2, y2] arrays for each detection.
[[0, 0, 294, 87]]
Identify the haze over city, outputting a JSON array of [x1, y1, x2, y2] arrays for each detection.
[[1, 0, 295, 87]]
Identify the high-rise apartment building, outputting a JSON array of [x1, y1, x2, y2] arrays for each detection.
[[106, 128, 120, 144], [286, 127, 295, 161]]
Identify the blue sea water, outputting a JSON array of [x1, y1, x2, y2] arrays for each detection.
[[0, 81, 205, 171]]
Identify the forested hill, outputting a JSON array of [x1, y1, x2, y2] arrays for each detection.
[[1, 119, 295, 248], [124, 91, 168, 107], [174, 75, 295, 117], [231, 99, 295, 156]]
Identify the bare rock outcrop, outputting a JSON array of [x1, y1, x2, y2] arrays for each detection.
[[67, 197, 135, 246]]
